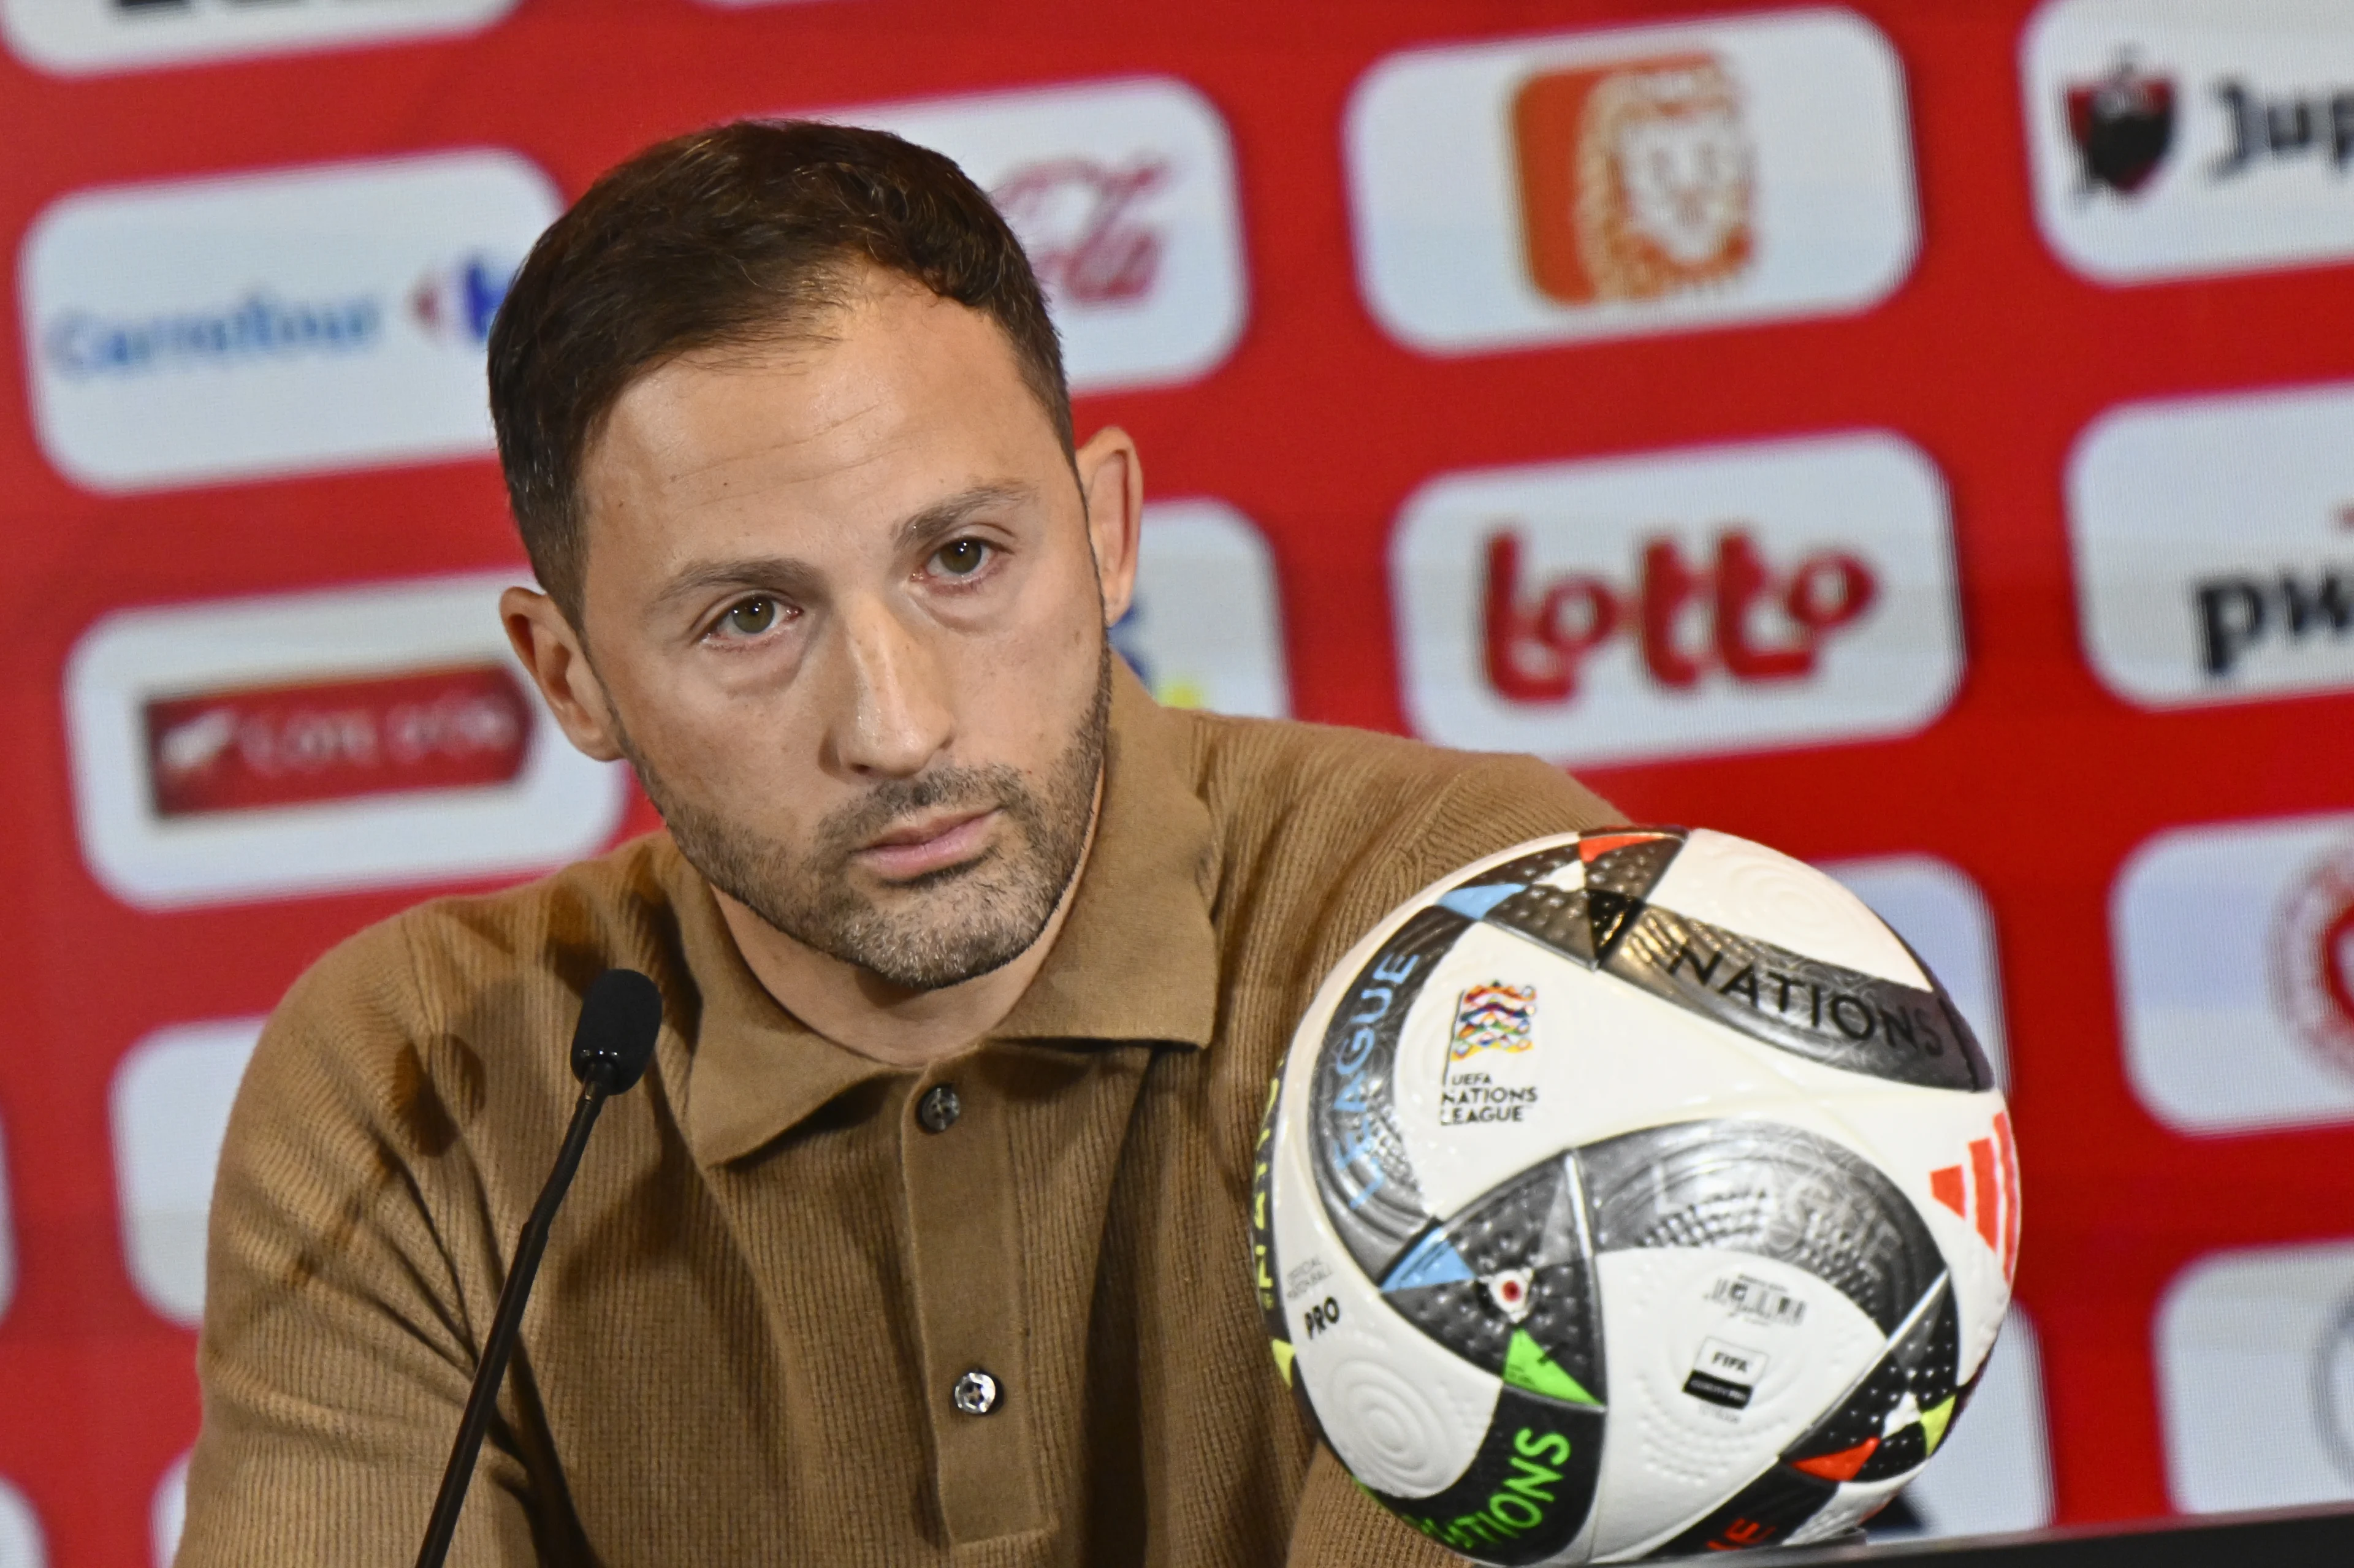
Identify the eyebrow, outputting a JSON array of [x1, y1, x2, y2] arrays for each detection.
[[894, 481, 1037, 554], [650, 482, 1041, 614]]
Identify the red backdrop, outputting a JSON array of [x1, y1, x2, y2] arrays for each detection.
[[2, 0, 2352, 1561]]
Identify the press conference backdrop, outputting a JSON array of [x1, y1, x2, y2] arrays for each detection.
[[0, 0, 2349, 1561]]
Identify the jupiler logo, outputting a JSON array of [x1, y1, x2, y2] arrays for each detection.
[[1482, 526, 1877, 704], [2065, 49, 2354, 199], [2066, 54, 2175, 196], [2271, 845, 2354, 1078]]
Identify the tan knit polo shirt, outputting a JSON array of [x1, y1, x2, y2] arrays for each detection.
[[178, 665, 1615, 1566]]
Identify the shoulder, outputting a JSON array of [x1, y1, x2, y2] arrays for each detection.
[[240, 833, 688, 1157], [1164, 707, 1621, 903], [1156, 709, 1621, 1048]]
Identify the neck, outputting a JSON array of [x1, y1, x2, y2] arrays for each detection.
[[714, 781, 1100, 1069]]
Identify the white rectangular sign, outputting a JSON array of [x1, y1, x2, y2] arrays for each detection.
[[2, 0, 514, 77], [823, 77, 1247, 394], [2070, 379, 2354, 709], [2113, 810, 2354, 1135], [22, 151, 559, 493], [1392, 431, 1962, 767], [2158, 1239, 2354, 1512], [66, 572, 629, 910], [1114, 500, 1289, 718], [2024, 0, 2354, 283], [110, 1019, 264, 1328], [1346, 7, 1919, 354]]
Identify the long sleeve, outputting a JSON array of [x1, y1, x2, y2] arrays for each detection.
[[175, 928, 562, 1567]]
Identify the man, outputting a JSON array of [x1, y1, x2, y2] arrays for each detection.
[[179, 121, 1615, 1565]]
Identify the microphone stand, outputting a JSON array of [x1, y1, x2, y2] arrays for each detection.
[[414, 969, 662, 1568]]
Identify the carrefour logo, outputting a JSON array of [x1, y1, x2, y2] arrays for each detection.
[[1392, 432, 1963, 767], [39, 249, 512, 384], [42, 291, 384, 379], [20, 152, 555, 492]]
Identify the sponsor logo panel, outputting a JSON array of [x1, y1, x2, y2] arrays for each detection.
[[822, 78, 1246, 392], [0, 1479, 42, 1568], [21, 151, 559, 492], [1391, 432, 1962, 767], [2114, 810, 2354, 1135], [2157, 1239, 2354, 1512], [66, 573, 630, 910], [2071, 379, 2354, 708], [1, 0, 514, 76], [2025, 0, 2354, 283], [1822, 855, 2011, 1087], [1113, 500, 1290, 717], [110, 1020, 261, 1328], [1345, 9, 1918, 353]]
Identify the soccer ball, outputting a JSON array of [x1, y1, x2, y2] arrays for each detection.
[[1251, 827, 2017, 1562]]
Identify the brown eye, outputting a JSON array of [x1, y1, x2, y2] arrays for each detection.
[[724, 598, 777, 636], [933, 539, 989, 577]]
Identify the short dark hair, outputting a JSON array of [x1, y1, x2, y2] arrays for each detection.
[[487, 119, 1072, 623]]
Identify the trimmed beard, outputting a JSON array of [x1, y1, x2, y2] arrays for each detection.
[[617, 644, 1110, 992]]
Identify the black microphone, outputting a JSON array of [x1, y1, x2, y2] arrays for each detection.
[[414, 967, 664, 1568]]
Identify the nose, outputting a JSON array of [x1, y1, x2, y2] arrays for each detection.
[[821, 591, 954, 781]]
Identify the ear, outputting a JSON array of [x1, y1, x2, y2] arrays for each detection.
[[501, 585, 627, 763], [1074, 426, 1143, 625]]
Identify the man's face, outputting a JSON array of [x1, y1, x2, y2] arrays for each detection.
[[521, 272, 1136, 992]]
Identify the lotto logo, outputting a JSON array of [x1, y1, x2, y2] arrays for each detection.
[[2070, 379, 2354, 709], [1392, 432, 1962, 767], [2114, 810, 2354, 1135], [2, 0, 514, 76], [1346, 9, 1918, 354], [65, 573, 628, 910], [2025, 0, 2354, 283], [21, 151, 558, 492], [818, 77, 1245, 393], [2158, 1241, 2354, 1512]]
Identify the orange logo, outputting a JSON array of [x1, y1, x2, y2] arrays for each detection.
[[1513, 53, 1756, 305]]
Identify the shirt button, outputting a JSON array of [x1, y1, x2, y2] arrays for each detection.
[[951, 1368, 1000, 1416], [916, 1083, 961, 1133]]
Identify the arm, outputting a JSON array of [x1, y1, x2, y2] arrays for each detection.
[[175, 928, 561, 1567]]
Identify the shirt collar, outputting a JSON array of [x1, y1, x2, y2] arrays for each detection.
[[670, 662, 1219, 1167]]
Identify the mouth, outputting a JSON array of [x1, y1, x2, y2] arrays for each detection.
[[851, 807, 999, 883]]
